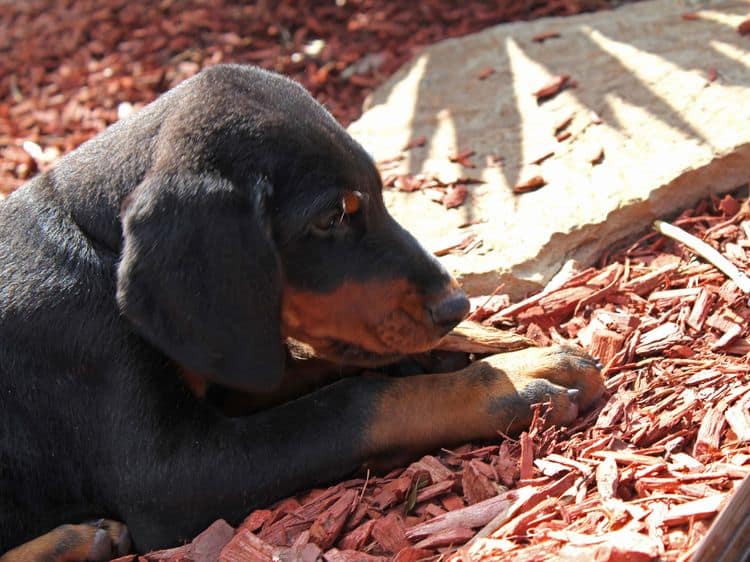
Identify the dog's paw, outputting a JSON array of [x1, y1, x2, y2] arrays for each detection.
[[474, 344, 604, 429], [362, 344, 604, 466], [1, 520, 131, 562]]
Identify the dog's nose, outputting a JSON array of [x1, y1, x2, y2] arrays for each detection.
[[428, 289, 470, 333]]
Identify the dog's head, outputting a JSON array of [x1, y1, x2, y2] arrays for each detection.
[[116, 65, 469, 392]]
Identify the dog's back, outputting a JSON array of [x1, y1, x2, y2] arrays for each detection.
[[0, 71, 180, 548]]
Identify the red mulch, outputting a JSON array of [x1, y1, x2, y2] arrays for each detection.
[[1, 0, 623, 194]]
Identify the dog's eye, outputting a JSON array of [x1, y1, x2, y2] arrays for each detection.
[[310, 191, 366, 236], [311, 209, 345, 235]]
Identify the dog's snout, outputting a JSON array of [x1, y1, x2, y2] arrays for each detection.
[[428, 289, 470, 333]]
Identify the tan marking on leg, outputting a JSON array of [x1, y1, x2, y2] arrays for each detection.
[[0, 521, 128, 562], [364, 345, 604, 461]]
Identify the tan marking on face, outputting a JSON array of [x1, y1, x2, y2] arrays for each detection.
[[281, 278, 443, 360]]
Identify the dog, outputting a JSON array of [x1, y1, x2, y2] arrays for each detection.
[[0, 64, 604, 560]]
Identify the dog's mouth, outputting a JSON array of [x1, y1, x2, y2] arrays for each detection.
[[324, 340, 404, 367], [287, 336, 404, 367]]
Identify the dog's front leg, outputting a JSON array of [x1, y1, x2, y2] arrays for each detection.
[[119, 345, 602, 552]]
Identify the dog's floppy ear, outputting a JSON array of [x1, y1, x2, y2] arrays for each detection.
[[117, 172, 284, 392]]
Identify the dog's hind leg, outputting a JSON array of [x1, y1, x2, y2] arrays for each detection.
[[0, 519, 129, 562]]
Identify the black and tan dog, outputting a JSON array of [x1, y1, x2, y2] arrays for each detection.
[[0, 65, 603, 560]]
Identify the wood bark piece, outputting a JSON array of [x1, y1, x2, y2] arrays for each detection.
[[191, 519, 235, 562], [533, 74, 570, 100], [694, 406, 727, 457], [371, 513, 411, 554], [596, 456, 619, 501], [220, 529, 276, 562], [414, 527, 476, 549], [725, 401, 750, 443], [323, 548, 388, 562], [405, 487, 534, 540], [519, 432, 534, 481], [415, 479, 455, 504], [309, 489, 357, 550], [462, 460, 498, 505], [687, 288, 716, 331], [635, 322, 689, 355], [556, 530, 662, 562], [393, 547, 434, 562], [438, 321, 535, 353], [588, 329, 625, 366], [512, 174, 546, 194], [662, 494, 726, 525], [338, 520, 375, 551], [406, 455, 454, 483], [492, 496, 558, 538], [655, 220, 750, 293]]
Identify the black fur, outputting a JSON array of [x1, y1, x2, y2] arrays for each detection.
[[0, 65, 460, 552]]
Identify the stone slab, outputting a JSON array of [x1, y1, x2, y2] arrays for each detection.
[[348, 0, 750, 298]]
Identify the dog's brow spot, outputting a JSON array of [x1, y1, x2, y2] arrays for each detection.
[[343, 191, 362, 214]]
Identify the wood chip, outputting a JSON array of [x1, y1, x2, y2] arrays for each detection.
[[338, 520, 375, 551], [528, 148, 555, 165], [726, 401, 750, 443], [662, 494, 726, 525], [596, 456, 619, 501], [635, 322, 689, 355], [532, 31, 560, 42], [589, 329, 625, 366], [694, 406, 727, 457], [588, 146, 605, 165], [393, 547, 433, 562], [414, 527, 476, 549], [519, 432, 534, 480], [406, 488, 533, 540], [655, 220, 750, 292], [463, 460, 498, 505], [556, 530, 661, 562], [554, 111, 575, 134], [443, 184, 468, 209], [309, 489, 357, 549], [449, 149, 476, 167], [324, 548, 388, 562], [533, 74, 570, 100], [220, 529, 276, 562], [402, 136, 426, 151], [439, 321, 534, 354], [512, 175, 546, 194], [371, 513, 411, 554], [477, 67, 495, 80]]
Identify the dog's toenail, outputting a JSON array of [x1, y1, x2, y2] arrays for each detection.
[[117, 526, 132, 556], [87, 528, 112, 561]]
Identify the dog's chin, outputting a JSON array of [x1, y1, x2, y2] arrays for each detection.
[[286, 337, 403, 368]]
